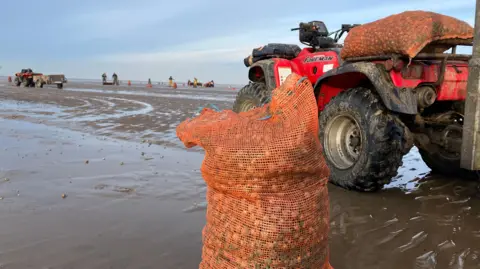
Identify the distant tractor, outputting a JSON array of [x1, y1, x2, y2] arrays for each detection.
[[14, 69, 42, 87], [14, 69, 66, 89]]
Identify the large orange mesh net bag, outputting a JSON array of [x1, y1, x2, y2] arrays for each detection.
[[341, 10, 473, 60], [176, 73, 332, 269]]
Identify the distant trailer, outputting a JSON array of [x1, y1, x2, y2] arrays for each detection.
[[34, 74, 67, 89]]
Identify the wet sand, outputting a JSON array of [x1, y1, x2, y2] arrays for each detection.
[[0, 82, 480, 268]]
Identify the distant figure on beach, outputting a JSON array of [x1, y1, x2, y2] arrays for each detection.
[[168, 76, 173, 87], [112, 73, 119, 85], [102, 73, 107, 83], [148, 78, 152, 85]]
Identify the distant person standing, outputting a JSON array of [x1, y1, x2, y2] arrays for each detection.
[[112, 72, 119, 85], [148, 78, 152, 85], [193, 77, 198, 88], [168, 76, 173, 87], [102, 73, 107, 84]]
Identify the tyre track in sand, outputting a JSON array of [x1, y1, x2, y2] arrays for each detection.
[[0, 84, 233, 147]]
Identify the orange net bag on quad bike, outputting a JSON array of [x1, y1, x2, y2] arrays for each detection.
[[176, 73, 332, 269], [341, 10, 473, 59]]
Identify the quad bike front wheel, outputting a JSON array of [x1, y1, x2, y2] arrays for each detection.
[[14, 77, 21, 87], [232, 82, 271, 113], [319, 87, 412, 192], [22, 79, 31, 88], [35, 80, 43, 88]]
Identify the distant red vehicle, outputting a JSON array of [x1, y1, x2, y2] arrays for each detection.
[[234, 20, 473, 192], [204, 80, 215, 88], [14, 69, 66, 89], [14, 68, 43, 87]]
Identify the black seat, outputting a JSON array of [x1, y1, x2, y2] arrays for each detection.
[[252, 43, 302, 59], [244, 43, 303, 67]]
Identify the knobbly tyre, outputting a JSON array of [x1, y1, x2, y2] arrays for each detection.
[[233, 20, 475, 192]]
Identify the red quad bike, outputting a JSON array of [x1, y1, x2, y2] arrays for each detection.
[[233, 21, 475, 192], [14, 68, 42, 88]]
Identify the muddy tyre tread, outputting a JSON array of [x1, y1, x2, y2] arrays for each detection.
[[22, 79, 30, 88], [35, 80, 43, 88], [232, 82, 270, 113], [319, 87, 411, 192]]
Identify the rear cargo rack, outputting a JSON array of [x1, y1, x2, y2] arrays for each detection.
[[344, 49, 472, 88], [344, 53, 472, 62]]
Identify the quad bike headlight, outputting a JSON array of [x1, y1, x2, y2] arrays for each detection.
[[278, 67, 292, 85]]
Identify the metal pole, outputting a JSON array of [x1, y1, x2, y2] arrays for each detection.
[[461, 0, 480, 170]]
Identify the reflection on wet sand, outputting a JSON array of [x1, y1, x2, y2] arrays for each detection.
[[329, 166, 480, 269]]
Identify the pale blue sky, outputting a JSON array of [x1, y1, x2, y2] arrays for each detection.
[[0, 0, 475, 83]]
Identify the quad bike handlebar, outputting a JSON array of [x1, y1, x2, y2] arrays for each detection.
[[290, 22, 309, 31], [341, 24, 361, 32], [291, 22, 360, 34], [292, 21, 361, 47], [329, 24, 361, 42], [291, 21, 328, 35]]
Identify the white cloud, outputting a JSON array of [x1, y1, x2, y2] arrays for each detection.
[[99, 47, 253, 63], [284, 0, 474, 26], [98, 0, 474, 66], [97, 21, 302, 64], [65, 0, 207, 40], [51, 0, 475, 83]]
